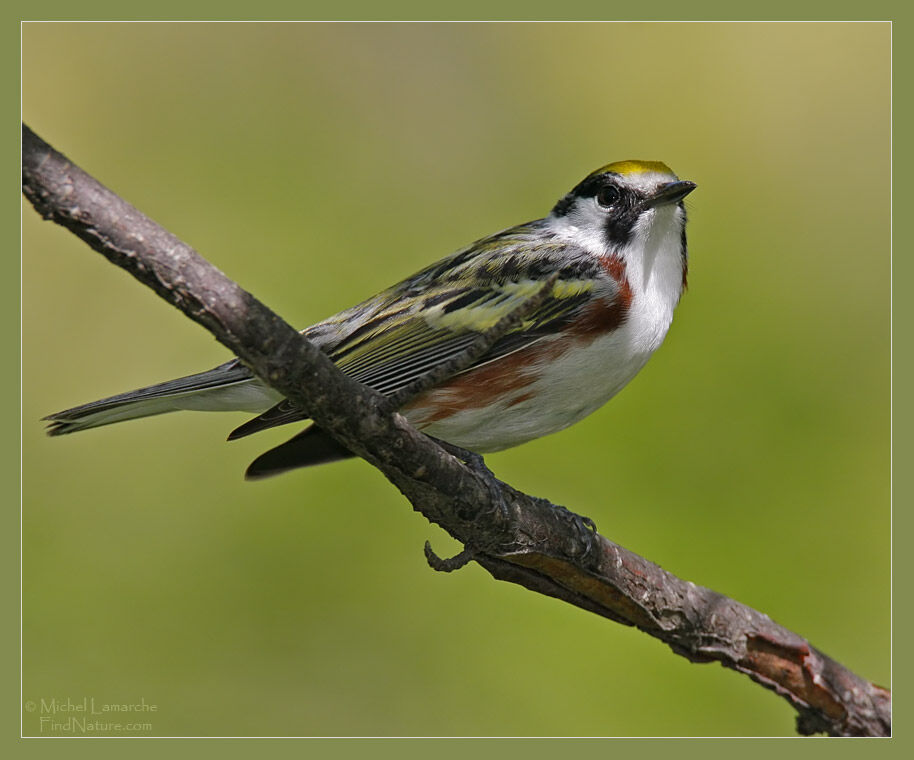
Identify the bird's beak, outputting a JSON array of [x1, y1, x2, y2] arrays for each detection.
[[643, 180, 697, 209]]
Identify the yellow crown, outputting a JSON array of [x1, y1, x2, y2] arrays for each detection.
[[591, 160, 674, 177]]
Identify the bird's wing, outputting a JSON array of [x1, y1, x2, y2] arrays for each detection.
[[229, 228, 613, 440]]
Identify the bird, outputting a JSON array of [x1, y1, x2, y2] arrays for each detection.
[[44, 161, 696, 479]]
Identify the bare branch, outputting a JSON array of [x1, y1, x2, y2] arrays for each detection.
[[22, 124, 890, 737]]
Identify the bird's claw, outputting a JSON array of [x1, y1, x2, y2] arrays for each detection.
[[553, 505, 599, 564]]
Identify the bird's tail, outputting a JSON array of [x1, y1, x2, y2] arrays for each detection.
[[244, 426, 354, 479], [43, 360, 273, 436]]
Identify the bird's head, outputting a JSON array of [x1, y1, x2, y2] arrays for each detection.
[[550, 160, 696, 263]]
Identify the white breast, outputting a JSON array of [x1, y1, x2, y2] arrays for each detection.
[[624, 204, 686, 354]]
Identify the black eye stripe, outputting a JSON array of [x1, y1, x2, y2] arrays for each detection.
[[590, 177, 642, 245], [577, 174, 643, 210], [604, 207, 639, 246], [550, 172, 651, 234]]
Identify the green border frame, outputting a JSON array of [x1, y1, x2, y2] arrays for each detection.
[[11, 2, 905, 755]]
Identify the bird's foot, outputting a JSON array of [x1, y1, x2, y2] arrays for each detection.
[[551, 504, 599, 565]]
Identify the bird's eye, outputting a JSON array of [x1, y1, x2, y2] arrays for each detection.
[[596, 185, 621, 208]]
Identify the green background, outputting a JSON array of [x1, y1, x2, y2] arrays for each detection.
[[22, 22, 890, 736]]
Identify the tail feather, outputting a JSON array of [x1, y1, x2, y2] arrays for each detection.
[[44, 360, 258, 436], [245, 426, 354, 479], [227, 399, 308, 440], [44, 360, 359, 478]]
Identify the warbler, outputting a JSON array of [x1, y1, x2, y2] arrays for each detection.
[[45, 161, 696, 479]]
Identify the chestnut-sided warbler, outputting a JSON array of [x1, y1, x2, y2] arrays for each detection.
[[45, 161, 696, 478]]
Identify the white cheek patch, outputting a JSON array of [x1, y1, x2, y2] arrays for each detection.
[[547, 202, 613, 256]]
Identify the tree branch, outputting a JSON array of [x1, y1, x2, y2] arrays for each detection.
[[22, 124, 890, 737]]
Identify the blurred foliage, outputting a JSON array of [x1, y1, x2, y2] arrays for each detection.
[[22, 22, 889, 736]]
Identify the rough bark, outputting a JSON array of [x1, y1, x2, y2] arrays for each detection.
[[22, 124, 891, 737]]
